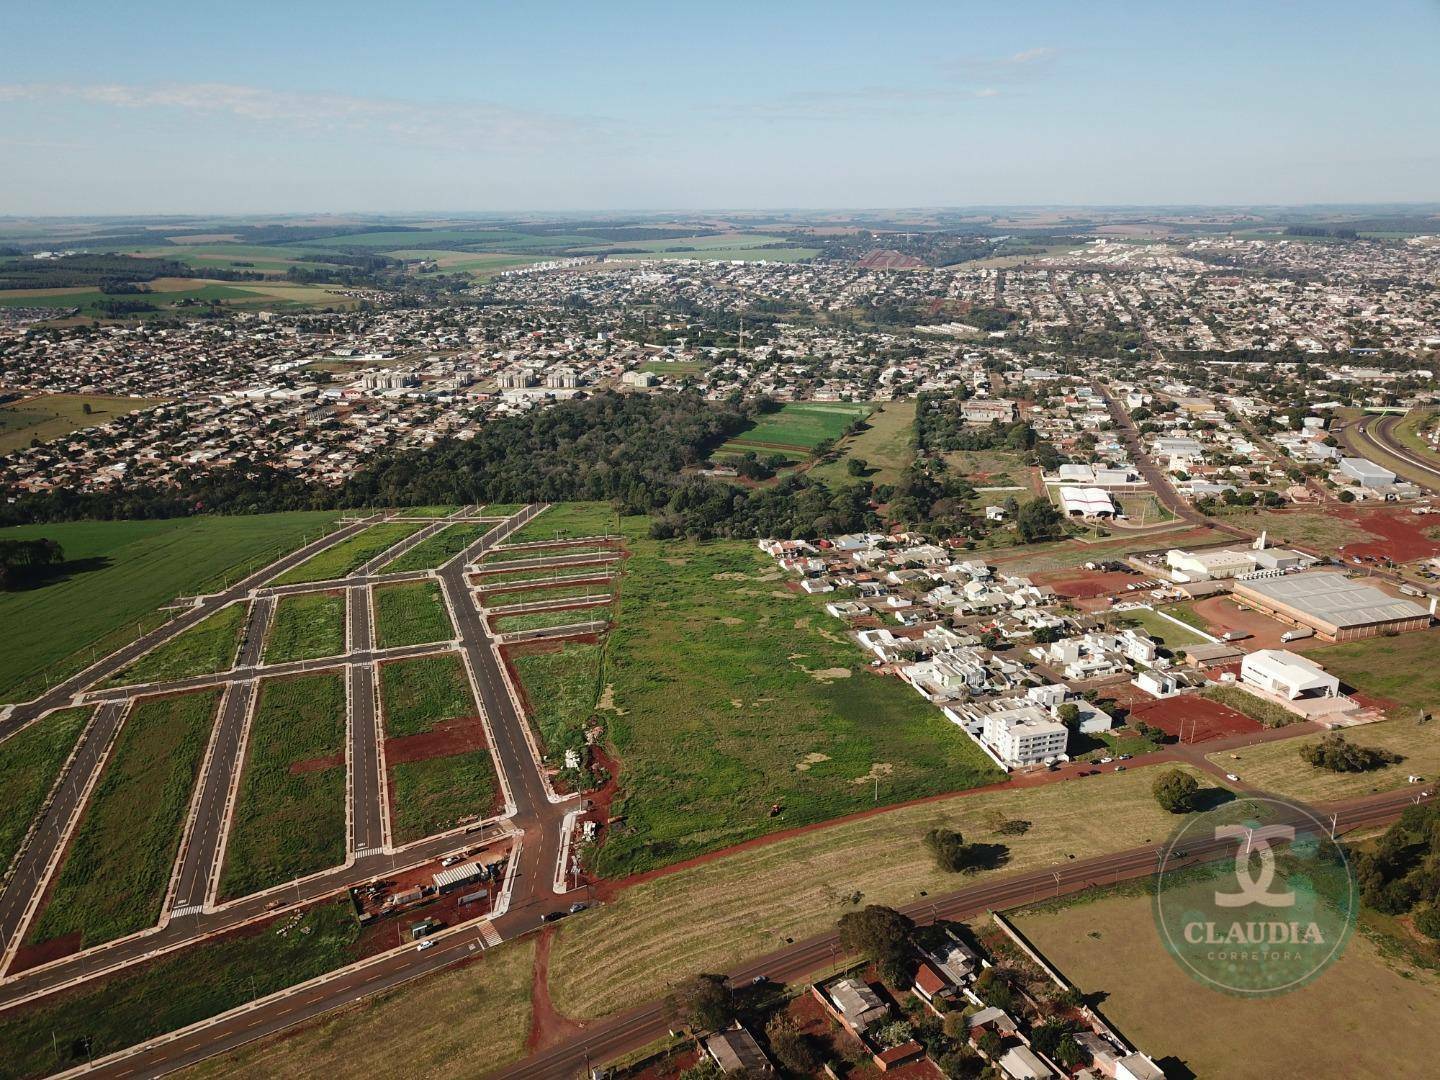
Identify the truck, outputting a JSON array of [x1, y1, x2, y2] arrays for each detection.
[[1280, 627, 1315, 643]]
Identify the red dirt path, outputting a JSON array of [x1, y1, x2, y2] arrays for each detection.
[[526, 925, 586, 1052], [289, 753, 344, 775]]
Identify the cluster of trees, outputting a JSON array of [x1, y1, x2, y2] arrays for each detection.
[[0, 254, 190, 291], [0, 537, 64, 589], [1299, 734, 1401, 774], [651, 474, 877, 540], [1353, 801, 1440, 935], [1284, 225, 1360, 240]]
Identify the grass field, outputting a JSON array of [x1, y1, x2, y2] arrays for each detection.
[[0, 707, 91, 875], [1214, 508, 1375, 551], [1012, 889, 1440, 1079], [508, 502, 621, 544], [29, 691, 219, 949], [186, 935, 534, 1080], [513, 506, 1002, 878], [391, 752, 498, 844], [0, 512, 337, 705], [1114, 608, 1209, 649], [105, 602, 248, 687], [806, 400, 916, 489], [1202, 684, 1299, 728], [373, 580, 453, 648], [271, 522, 424, 586], [548, 764, 1217, 1018], [492, 606, 608, 634], [479, 541, 616, 565], [0, 901, 362, 1080], [380, 524, 488, 572], [0, 278, 352, 318], [1312, 629, 1440, 714], [716, 402, 874, 459], [940, 449, 1029, 484], [473, 564, 600, 587], [488, 581, 613, 607], [262, 592, 346, 664], [379, 653, 474, 738], [511, 641, 604, 757], [391, 504, 461, 518], [219, 674, 347, 899], [0, 394, 164, 454]]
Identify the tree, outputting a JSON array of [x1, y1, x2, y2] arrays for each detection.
[[847, 457, 869, 477], [924, 827, 979, 872], [974, 968, 1014, 1012], [976, 1029, 1004, 1058], [766, 1017, 821, 1073], [838, 905, 914, 985], [1415, 905, 1440, 940], [1016, 498, 1063, 543], [1300, 733, 1401, 773], [1152, 769, 1199, 814], [671, 973, 736, 1033], [1056, 703, 1081, 731]]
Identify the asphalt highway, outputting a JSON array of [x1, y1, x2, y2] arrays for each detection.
[[1346, 412, 1440, 491]]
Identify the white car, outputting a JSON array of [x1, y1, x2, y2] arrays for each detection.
[[416, 938, 436, 952], [1225, 772, 1240, 782]]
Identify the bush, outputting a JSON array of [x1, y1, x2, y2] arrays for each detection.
[[873, 1020, 915, 1049], [925, 827, 976, 872], [1299, 733, 1402, 773], [1414, 905, 1440, 940]]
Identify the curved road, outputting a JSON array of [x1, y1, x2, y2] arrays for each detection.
[[1346, 412, 1440, 492]]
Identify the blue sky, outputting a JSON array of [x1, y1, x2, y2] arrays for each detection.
[[2, 0, 1437, 214]]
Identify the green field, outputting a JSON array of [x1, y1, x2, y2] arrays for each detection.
[[219, 674, 347, 898], [0, 707, 91, 874], [29, 691, 219, 950], [507, 502, 621, 543], [576, 233, 818, 261], [271, 521, 424, 586], [492, 606, 608, 634], [0, 901, 362, 1080], [186, 935, 534, 1080], [0, 279, 351, 318], [472, 564, 597, 588], [262, 592, 346, 664], [512, 640, 604, 758], [1114, 607, 1210, 649], [380, 523, 488, 572], [1214, 508, 1374, 550], [1012, 889, 1440, 1079], [0, 512, 338, 706], [390, 504, 461, 519], [373, 580, 453, 648], [512, 506, 1002, 878], [390, 751, 498, 844], [488, 581, 613, 607], [716, 401, 874, 459], [479, 503, 526, 517], [105, 601, 248, 687], [0, 394, 164, 454], [806, 400, 916, 489], [479, 541, 615, 565], [1311, 630, 1440, 714], [379, 653, 474, 738]]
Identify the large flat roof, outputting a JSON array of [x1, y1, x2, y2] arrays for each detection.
[[1237, 571, 1428, 628]]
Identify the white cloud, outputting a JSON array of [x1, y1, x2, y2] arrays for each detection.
[[0, 81, 604, 151], [1007, 47, 1057, 65]]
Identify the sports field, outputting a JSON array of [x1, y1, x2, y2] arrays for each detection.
[[219, 674, 347, 899], [510, 505, 1002, 879], [0, 707, 91, 874], [0, 512, 338, 706], [806, 399, 916, 489], [272, 521, 424, 585], [0, 394, 164, 454], [548, 763, 1216, 1018], [716, 401, 874, 460], [1012, 890, 1440, 1078], [104, 601, 248, 687], [29, 690, 219, 950], [262, 592, 346, 664], [373, 580, 454, 648]]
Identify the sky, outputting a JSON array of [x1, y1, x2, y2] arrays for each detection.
[[2, 0, 1438, 214]]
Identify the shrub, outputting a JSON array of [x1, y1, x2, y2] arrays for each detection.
[[1299, 733, 1402, 773]]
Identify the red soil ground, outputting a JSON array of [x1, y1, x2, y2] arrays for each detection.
[[1331, 505, 1440, 563], [9, 929, 82, 974], [526, 925, 586, 1052], [1185, 595, 1322, 651], [1129, 694, 1262, 743], [1033, 568, 1141, 599], [289, 753, 344, 775], [383, 715, 489, 765]]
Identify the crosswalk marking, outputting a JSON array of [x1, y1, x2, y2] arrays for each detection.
[[171, 904, 204, 917], [478, 920, 503, 947], [354, 846, 384, 858]]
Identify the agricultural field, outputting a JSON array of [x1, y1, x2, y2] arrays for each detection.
[[271, 521, 424, 585], [262, 592, 346, 665], [574, 233, 817, 261], [0, 394, 164, 454], [513, 506, 1002, 878], [0, 706, 91, 874], [105, 601, 248, 687], [28, 691, 219, 950], [548, 764, 1218, 1018], [379, 653, 474, 738], [219, 674, 347, 899], [0, 278, 352, 318], [715, 401, 874, 460], [0, 900, 363, 1080], [492, 605, 608, 634], [187, 935, 535, 1080], [806, 400, 916, 489], [1012, 889, 1440, 1079], [0, 512, 338, 705], [386, 249, 547, 276], [380, 523, 488, 572], [373, 580, 454, 648]]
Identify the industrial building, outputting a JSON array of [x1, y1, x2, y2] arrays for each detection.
[[1232, 571, 1431, 642], [1339, 457, 1397, 488], [1241, 650, 1341, 700], [1058, 487, 1116, 519]]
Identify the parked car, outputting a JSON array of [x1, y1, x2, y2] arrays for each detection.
[[416, 939, 436, 952], [1225, 772, 1240, 782], [568, 902, 588, 914]]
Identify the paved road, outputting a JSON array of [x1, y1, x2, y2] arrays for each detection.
[[1346, 412, 1440, 492], [346, 584, 385, 855], [0, 702, 128, 975]]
